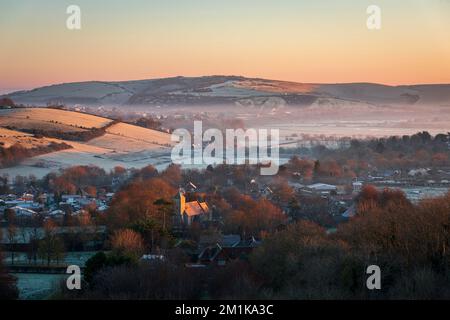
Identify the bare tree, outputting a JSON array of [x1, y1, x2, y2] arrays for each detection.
[[110, 229, 145, 259], [37, 220, 65, 266], [6, 225, 17, 265]]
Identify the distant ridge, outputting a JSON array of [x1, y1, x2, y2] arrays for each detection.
[[3, 76, 450, 107]]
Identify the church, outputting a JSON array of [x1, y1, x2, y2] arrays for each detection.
[[173, 189, 211, 226]]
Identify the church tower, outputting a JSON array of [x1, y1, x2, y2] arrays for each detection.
[[173, 188, 186, 216]]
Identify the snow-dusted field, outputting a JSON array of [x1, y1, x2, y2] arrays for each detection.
[[4, 251, 99, 266], [88, 133, 168, 152], [0, 127, 63, 149], [105, 122, 173, 147], [13, 273, 65, 300], [9, 251, 100, 299], [0, 108, 175, 178], [399, 187, 450, 204], [0, 141, 172, 179], [8, 81, 131, 102], [0, 108, 112, 130], [266, 121, 450, 140], [0, 127, 32, 137]]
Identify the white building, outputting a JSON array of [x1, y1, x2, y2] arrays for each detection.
[[9, 206, 37, 217], [352, 181, 363, 193], [305, 183, 337, 194]]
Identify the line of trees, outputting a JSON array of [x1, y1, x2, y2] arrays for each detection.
[[0, 228, 19, 300], [0, 142, 72, 168], [4, 119, 120, 143]]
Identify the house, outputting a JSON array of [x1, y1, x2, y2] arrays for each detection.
[[292, 172, 302, 179], [218, 234, 241, 247], [61, 194, 82, 204], [197, 237, 261, 266], [4, 200, 41, 210], [352, 181, 363, 194], [408, 168, 429, 177], [141, 254, 164, 261], [49, 209, 64, 216], [19, 193, 34, 202], [4, 194, 17, 201], [234, 237, 261, 248], [37, 193, 50, 205], [305, 183, 337, 195], [381, 169, 400, 178], [97, 204, 109, 212], [342, 204, 356, 218], [173, 189, 211, 226], [288, 181, 305, 191], [198, 244, 223, 265], [9, 206, 37, 217], [47, 209, 65, 220], [105, 192, 115, 200]]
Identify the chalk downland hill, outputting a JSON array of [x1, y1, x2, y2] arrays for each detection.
[[0, 107, 174, 177], [3, 76, 450, 107]]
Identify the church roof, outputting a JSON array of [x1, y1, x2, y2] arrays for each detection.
[[184, 201, 210, 217]]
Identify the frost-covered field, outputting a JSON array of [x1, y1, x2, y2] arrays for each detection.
[[3, 251, 98, 266], [400, 187, 450, 204], [89, 133, 167, 152], [0, 143, 172, 179], [0, 108, 174, 178], [8, 251, 100, 299], [105, 122, 173, 147], [0, 108, 112, 130], [13, 273, 65, 300], [0, 127, 66, 149], [253, 104, 450, 141], [0, 127, 32, 137], [267, 121, 450, 140]]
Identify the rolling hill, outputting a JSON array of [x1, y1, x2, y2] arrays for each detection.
[[3, 76, 450, 107], [0, 108, 174, 178]]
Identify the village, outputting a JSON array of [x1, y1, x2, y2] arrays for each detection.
[[1, 137, 450, 298], [0, 125, 450, 299]]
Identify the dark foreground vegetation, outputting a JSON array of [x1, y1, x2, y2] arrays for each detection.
[[54, 187, 450, 300], [0, 244, 19, 299]]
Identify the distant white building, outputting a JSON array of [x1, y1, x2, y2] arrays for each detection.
[[20, 193, 34, 201], [9, 206, 37, 217], [408, 168, 429, 177], [141, 254, 164, 261], [305, 183, 337, 194], [288, 181, 305, 191], [61, 195, 82, 204], [49, 209, 65, 217], [5, 200, 40, 210], [97, 205, 109, 212], [352, 181, 363, 194]]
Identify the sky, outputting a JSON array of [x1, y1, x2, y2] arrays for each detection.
[[1, 0, 450, 92]]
